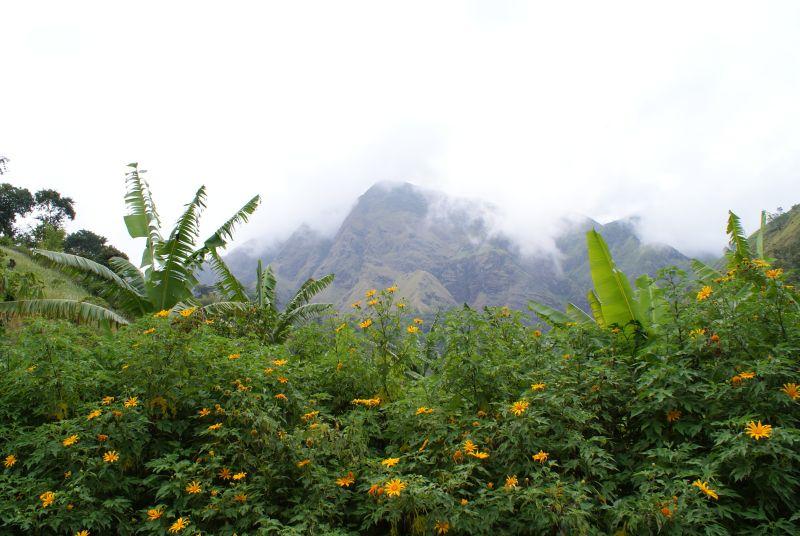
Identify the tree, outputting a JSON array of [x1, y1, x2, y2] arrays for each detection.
[[0, 183, 34, 238], [206, 254, 334, 343], [0, 156, 8, 175], [64, 229, 128, 267], [33, 189, 76, 228], [0, 163, 260, 327]]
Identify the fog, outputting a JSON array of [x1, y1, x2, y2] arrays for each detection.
[[2, 1, 799, 259]]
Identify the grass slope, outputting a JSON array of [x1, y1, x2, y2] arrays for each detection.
[[1, 246, 90, 300]]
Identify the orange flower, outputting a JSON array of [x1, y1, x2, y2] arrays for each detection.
[[185, 481, 202, 494], [413, 318, 424, 325], [143, 328, 156, 335], [504, 475, 519, 490], [469, 451, 490, 460], [661, 506, 672, 518], [232, 472, 246, 481], [415, 406, 434, 415], [218, 467, 232, 480], [87, 409, 102, 420], [365, 289, 377, 298], [278, 376, 289, 384], [198, 408, 211, 417], [386, 285, 398, 293], [697, 286, 713, 301], [272, 359, 287, 366], [434, 521, 450, 534], [532, 450, 549, 463], [97, 434, 109, 442], [4, 454, 17, 468], [510, 400, 529, 416], [274, 393, 287, 401], [296, 459, 311, 468], [666, 410, 682, 423], [462, 439, 477, 454], [381, 457, 400, 467], [765, 268, 783, 279], [384, 478, 406, 497], [101, 396, 114, 405], [168, 517, 189, 533], [368, 483, 384, 496], [692, 480, 719, 500], [62, 434, 79, 447], [745, 420, 773, 440], [336, 471, 355, 487], [147, 508, 163, 521], [407, 325, 420, 334], [124, 397, 139, 408], [40, 491, 55, 507], [460, 498, 468, 506], [530, 383, 546, 391], [208, 423, 222, 431], [103, 450, 120, 463], [781, 383, 799, 400], [367, 299, 379, 306], [234, 493, 247, 503], [359, 318, 373, 329], [153, 309, 170, 318]]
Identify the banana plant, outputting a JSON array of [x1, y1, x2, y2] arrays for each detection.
[[0, 163, 259, 327], [205, 254, 334, 343], [529, 229, 665, 335]]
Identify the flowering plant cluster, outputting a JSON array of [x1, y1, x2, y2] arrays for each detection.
[[1, 264, 799, 535]]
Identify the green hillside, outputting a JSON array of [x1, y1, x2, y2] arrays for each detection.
[[1, 246, 90, 300], [763, 204, 800, 282]]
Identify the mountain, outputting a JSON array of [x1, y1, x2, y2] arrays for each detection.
[[208, 182, 690, 311]]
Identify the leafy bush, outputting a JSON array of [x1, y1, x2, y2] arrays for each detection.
[[1, 264, 799, 535]]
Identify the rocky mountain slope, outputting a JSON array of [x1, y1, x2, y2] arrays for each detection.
[[212, 183, 691, 311]]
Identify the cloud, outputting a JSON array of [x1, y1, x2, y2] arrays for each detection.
[[1, 1, 799, 260]]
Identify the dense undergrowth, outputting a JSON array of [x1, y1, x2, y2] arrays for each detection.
[[1, 260, 799, 535]]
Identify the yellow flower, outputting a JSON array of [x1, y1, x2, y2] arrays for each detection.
[[264, 367, 274, 375], [697, 286, 713, 301], [208, 423, 222, 431], [381, 457, 400, 467], [460, 498, 468, 506], [335, 323, 347, 333], [232, 472, 246, 481], [752, 258, 770, 268], [198, 408, 211, 417], [469, 451, 490, 459], [101, 396, 114, 405], [692, 480, 719, 500], [147, 508, 163, 521], [272, 359, 287, 366], [510, 400, 529, 416], [64, 470, 72, 479], [336, 471, 355, 487], [384, 478, 406, 497], [87, 409, 102, 420], [532, 450, 549, 463], [351, 301, 362, 309], [179, 307, 196, 317], [463, 439, 477, 454], [75, 530, 90, 536], [745, 420, 773, 440], [154, 309, 170, 318], [4, 454, 17, 468], [367, 299, 379, 306], [781, 383, 799, 400], [666, 410, 682, 423], [62, 434, 79, 447], [234, 493, 247, 503], [103, 450, 120, 463], [168, 517, 189, 533], [218, 467, 232, 480], [738, 371, 755, 380], [504, 475, 519, 490], [530, 383, 546, 391], [413, 318, 424, 325], [397, 302, 406, 309], [765, 268, 783, 279], [143, 328, 156, 335], [407, 325, 419, 334], [365, 289, 377, 298], [228, 353, 240, 360], [185, 480, 202, 494], [278, 376, 289, 384], [386, 285, 398, 293], [296, 459, 311, 468], [359, 318, 373, 329], [302, 410, 319, 422], [434, 521, 450, 534], [415, 406, 434, 415], [352, 397, 381, 407], [124, 397, 139, 408], [97, 434, 109, 442], [689, 328, 707, 337], [274, 393, 287, 401], [40, 491, 55, 507]]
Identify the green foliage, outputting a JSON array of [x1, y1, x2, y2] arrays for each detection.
[[1, 256, 798, 535], [207, 257, 334, 343], [0, 183, 35, 238], [0, 164, 260, 327]]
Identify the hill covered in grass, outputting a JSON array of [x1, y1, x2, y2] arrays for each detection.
[[1, 247, 90, 300], [763, 204, 800, 282]]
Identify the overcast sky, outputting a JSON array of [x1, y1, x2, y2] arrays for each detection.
[[2, 1, 799, 258]]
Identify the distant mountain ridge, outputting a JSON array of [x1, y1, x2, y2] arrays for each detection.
[[209, 182, 691, 311]]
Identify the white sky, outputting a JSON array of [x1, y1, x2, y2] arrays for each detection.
[[2, 1, 799, 258]]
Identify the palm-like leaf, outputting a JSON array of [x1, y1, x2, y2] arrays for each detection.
[[0, 299, 128, 327], [272, 302, 331, 342], [284, 274, 334, 314], [726, 210, 750, 262], [527, 300, 570, 326], [123, 163, 162, 269], [208, 250, 248, 302], [756, 210, 766, 260], [565, 303, 594, 325], [586, 229, 640, 329], [202, 301, 250, 315], [107, 257, 147, 296], [258, 261, 277, 311], [691, 259, 721, 283], [200, 195, 261, 252], [587, 290, 606, 328]]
